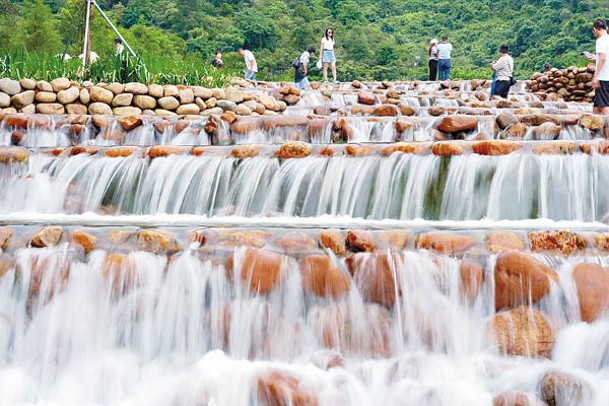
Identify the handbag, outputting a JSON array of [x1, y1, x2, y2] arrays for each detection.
[[292, 58, 302, 69], [316, 59, 322, 69], [509, 76, 517, 86]]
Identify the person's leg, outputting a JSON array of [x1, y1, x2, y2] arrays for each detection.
[[438, 60, 446, 80], [446, 60, 451, 80], [429, 60, 437, 81], [495, 80, 509, 98], [323, 63, 329, 82], [331, 62, 337, 82]]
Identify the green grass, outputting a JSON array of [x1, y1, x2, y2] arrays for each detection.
[[0, 50, 246, 87]]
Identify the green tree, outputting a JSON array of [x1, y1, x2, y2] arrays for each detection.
[[12, 0, 62, 53], [236, 11, 280, 50]]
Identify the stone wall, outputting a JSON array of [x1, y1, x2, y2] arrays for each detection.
[[528, 65, 596, 102], [0, 77, 296, 117]]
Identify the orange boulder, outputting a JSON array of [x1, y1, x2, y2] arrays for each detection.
[[300, 255, 351, 298], [489, 306, 554, 358], [494, 251, 558, 311]]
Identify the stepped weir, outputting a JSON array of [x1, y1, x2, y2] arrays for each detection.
[[0, 78, 608, 405]]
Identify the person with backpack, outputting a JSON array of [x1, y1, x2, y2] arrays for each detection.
[[294, 46, 316, 90]]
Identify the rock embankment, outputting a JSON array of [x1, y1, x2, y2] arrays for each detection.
[[0, 77, 292, 117], [528, 66, 595, 102]]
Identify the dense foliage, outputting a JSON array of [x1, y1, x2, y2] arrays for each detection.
[[0, 0, 607, 83]]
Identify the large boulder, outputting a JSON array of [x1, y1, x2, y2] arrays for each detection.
[[528, 230, 587, 255], [50, 77, 70, 92], [30, 226, 63, 248], [300, 255, 351, 298], [309, 302, 390, 357], [489, 306, 554, 358], [116, 115, 143, 131], [112, 93, 134, 107], [262, 116, 309, 130], [431, 142, 464, 156], [494, 251, 558, 311], [256, 370, 318, 406], [276, 141, 311, 158], [88, 102, 112, 115], [345, 230, 374, 253], [90, 86, 114, 104], [473, 140, 523, 155], [496, 112, 518, 130], [36, 103, 65, 115], [318, 229, 346, 256], [226, 248, 288, 294], [113, 107, 142, 116], [158, 96, 179, 110], [415, 232, 477, 254], [358, 91, 375, 105], [57, 86, 80, 104], [373, 104, 399, 116], [460, 261, 484, 301], [70, 230, 97, 254], [531, 122, 561, 140], [539, 370, 594, 406], [11, 91, 35, 109], [346, 251, 401, 307], [124, 82, 149, 95], [572, 263, 609, 322], [136, 229, 179, 255], [133, 95, 156, 110], [485, 231, 525, 253], [579, 114, 605, 131], [0, 78, 21, 95], [437, 116, 478, 133], [35, 91, 57, 103], [493, 391, 544, 406]]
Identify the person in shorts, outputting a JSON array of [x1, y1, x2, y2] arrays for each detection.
[[587, 19, 609, 114], [294, 46, 316, 90], [320, 28, 337, 84]]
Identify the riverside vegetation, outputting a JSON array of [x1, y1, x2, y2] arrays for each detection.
[[0, 0, 606, 84]]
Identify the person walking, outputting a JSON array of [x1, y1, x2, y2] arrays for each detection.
[[238, 47, 258, 81], [586, 19, 609, 115], [428, 38, 439, 81], [491, 45, 514, 98], [320, 28, 337, 83], [294, 46, 316, 90], [437, 36, 453, 81]]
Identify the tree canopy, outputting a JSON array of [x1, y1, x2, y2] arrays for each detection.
[[1, 0, 607, 80]]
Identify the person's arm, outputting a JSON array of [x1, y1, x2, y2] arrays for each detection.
[[491, 57, 506, 72], [593, 52, 605, 88], [303, 55, 309, 76]]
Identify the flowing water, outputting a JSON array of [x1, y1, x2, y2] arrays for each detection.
[[0, 80, 607, 405]]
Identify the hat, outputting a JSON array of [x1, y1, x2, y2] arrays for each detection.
[[430, 38, 438, 45]]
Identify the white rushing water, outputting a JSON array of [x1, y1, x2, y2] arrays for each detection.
[[0, 243, 607, 404], [3, 152, 609, 222]]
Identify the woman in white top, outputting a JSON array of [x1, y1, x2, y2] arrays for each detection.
[[320, 28, 337, 83]]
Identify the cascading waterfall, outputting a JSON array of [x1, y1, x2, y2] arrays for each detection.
[[0, 79, 608, 405], [3, 150, 609, 221]]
